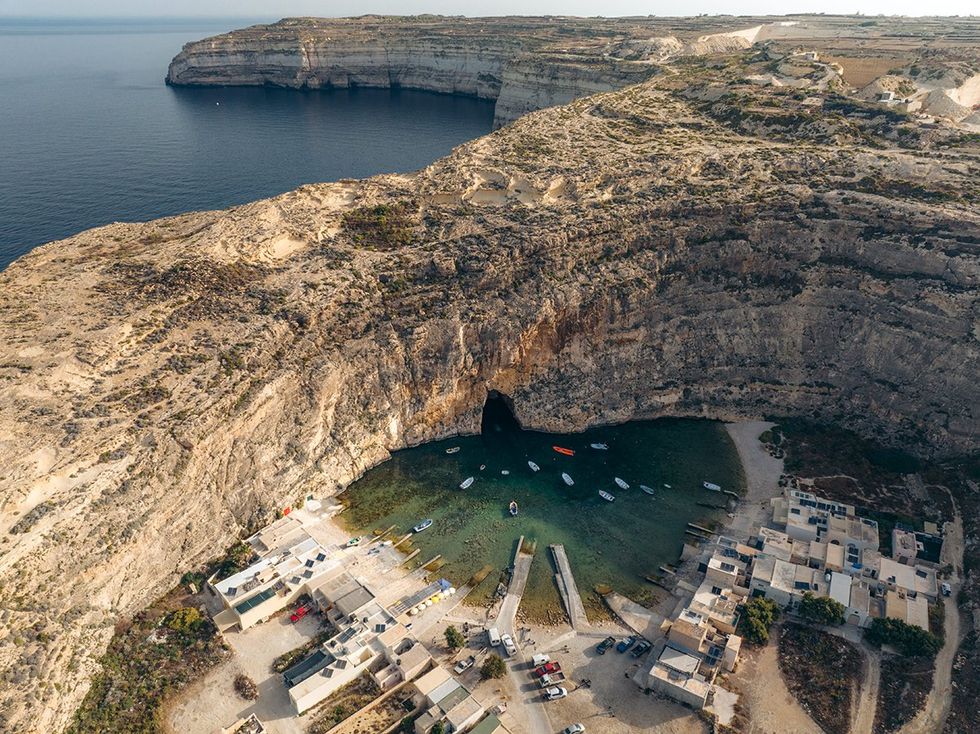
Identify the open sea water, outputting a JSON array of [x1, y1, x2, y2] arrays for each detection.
[[0, 18, 495, 270]]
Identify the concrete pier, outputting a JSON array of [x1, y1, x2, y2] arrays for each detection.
[[549, 544, 589, 630]]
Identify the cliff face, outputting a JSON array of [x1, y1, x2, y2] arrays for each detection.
[[164, 16, 734, 126], [2, 19, 980, 733]]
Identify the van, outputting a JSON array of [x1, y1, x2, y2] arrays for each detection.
[[488, 627, 501, 646]]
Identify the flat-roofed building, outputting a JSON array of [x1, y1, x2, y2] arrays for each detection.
[[247, 515, 307, 556], [705, 552, 744, 588], [892, 528, 920, 565], [647, 646, 711, 709], [211, 534, 342, 631], [884, 590, 930, 631], [690, 581, 740, 634], [846, 581, 872, 628], [469, 715, 511, 734], [879, 558, 938, 601]]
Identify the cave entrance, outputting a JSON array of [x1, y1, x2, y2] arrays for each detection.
[[481, 390, 521, 437]]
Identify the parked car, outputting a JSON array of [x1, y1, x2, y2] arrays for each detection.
[[289, 604, 311, 623], [941, 582, 952, 597], [616, 635, 637, 653], [533, 661, 561, 678], [561, 725, 586, 734], [531, 653, 551, 667], [454, 655, 476, 674], [501, 633, 518, 657], [544, 686, 568, 701], [488, 627, 502, 646], [630, 639, 652, 658], [596, 636, 616, 655]]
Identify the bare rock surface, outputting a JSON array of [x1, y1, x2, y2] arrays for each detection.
[[0, 15, 979, 733]]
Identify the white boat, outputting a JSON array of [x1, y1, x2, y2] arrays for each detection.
[[599, 490, 615, 502], [614, 477, 630, 490], [562, 473, 574, 486], [640, 485, 656, 495], [528, 461, 540, 472], [590, 443, 609, 450], [413, 519, 433, 533], [445, 447, 460, 454], [501, 470, 510, 476], [459, 477, 475, 489], [663, 484, 672, 489], [703, 482, 721, 492]]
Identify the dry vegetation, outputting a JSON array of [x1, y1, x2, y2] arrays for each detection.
[[777, 623, 863, 734]]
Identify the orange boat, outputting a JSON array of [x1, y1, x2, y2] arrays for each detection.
[[552, 446, 575, 456]]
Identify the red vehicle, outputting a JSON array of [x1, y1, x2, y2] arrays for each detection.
[[533, 661, 562, 678], [290, 604, 311, 623]]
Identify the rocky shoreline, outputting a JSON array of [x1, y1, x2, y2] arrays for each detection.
[[1, 15, 978, 733]]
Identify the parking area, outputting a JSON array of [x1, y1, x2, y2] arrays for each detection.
[[166, 610, 325, 734]]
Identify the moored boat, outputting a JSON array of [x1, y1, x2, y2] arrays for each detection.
[[703, 481, 721, 491], [553, 446, 575, 456], [459, 476, 475, 489], [509, 500, 519, 516], [614, 477, 630, 490], [445, 447, 460, 454], [590, 443, 609, 450], [501, 470, 510, 476], [663, 484, 672, 489], [640, 485, 656, 495], [413, 519, 433, 533], [562, 473, 574, 486], [528, 460, 540, 472], [599, 490, 615, 502]]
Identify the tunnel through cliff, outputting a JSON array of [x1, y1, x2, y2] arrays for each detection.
[[481, 390, 521, 437]]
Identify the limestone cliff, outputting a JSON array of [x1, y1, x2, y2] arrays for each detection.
[[1, 19, 979, 734]]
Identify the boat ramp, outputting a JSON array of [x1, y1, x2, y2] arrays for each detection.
[[549, 544, 589, 631]]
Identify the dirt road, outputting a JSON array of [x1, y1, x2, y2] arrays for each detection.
[[899, 500, 964, 734], [851, 646, 881, 734]]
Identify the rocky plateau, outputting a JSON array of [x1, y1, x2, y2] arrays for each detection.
[[0, 14, 979, 733]]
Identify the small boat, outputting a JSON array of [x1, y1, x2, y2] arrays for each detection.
[[640, 485, 656, 495], [562, 473, 574, 486], [599, 491, 615, 502], [509, 500, 519, 517], [590, 443, 609, 450], [480, 464, 486, 471], [501, 470, 510, 476], [413, 519, 433, 533], [459, 477, 475, 490], [703, 482, 721, 492], [663, 484, 672, 489], [445, 447, 460, 454], [346, 537, 362, 547], [614, 477, 630, 490], [528, 461, 540, 472], [553, 446, 575, 456]]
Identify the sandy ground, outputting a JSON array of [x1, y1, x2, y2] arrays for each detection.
[[167, 612, 324, 734], [734, 634, 821, 734]]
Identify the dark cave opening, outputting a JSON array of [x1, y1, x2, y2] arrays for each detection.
[[481, 390, 521, 436]]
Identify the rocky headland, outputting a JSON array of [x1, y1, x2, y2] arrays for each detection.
[[1, 14, 979, 733]]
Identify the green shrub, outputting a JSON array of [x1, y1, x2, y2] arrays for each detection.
[[165, 607, 202, 634], [740, 597, 780, 644], [481, 654, 506, 679], [444, 625, 465, 651], [798, 592, 846, 625], [865, 617, 942, 658]]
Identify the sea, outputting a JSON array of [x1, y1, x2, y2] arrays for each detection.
[[0, 18, 496, 271]]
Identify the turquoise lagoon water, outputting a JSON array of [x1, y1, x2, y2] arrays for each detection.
[[340, 414, 746, 621]]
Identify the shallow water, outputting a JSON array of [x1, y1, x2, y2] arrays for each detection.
[[340, 415, 746, 621]]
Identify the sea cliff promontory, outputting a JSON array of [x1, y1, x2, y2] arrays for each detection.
[[1, 14, 979, 733]]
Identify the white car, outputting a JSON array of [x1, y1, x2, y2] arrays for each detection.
[[501, 633, 517, 657], [561, 725, 585, 734], [544, 686, 568, 701], [941, 582, 952, 597], [453, 656, 476, 674]]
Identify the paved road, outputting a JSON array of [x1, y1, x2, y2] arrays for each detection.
[[494, 549, 552, 734]]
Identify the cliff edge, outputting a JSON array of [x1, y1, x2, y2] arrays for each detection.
[[1, 18, 979, 733]]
